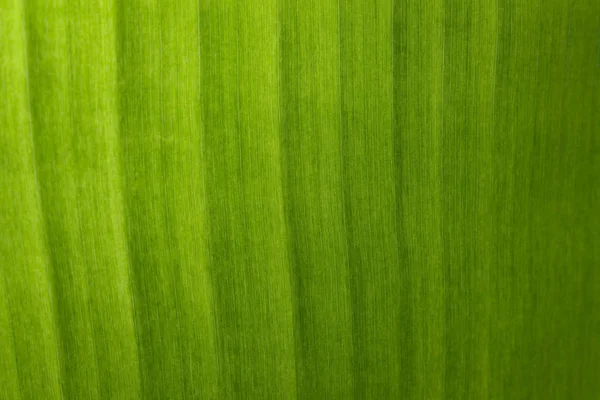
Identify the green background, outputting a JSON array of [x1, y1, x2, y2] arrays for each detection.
[[1, 0, 598, 398]]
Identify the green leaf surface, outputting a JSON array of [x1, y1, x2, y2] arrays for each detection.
[[1, 0, 599, 399]]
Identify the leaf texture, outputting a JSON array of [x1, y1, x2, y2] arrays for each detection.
[[1, 0, 599, 399]]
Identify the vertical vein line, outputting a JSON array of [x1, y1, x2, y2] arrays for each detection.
[[196, 1, 221, 397], [63, 3, 102, 395], [21, 2, 65, 397], [336, 1, 360, 397], [276, 0, 300, 398], [114, 0, 145, 395]]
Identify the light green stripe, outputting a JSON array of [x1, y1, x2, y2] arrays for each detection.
[[0, 1, 63, 399], [26, 0, 101, 396], [24, 0, 143, 398], [64, 0, 142, 398], [0, 2, 27, 397]]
